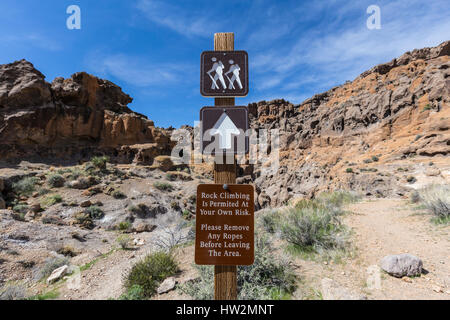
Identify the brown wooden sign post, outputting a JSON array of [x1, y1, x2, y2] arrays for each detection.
[[213, 32, 237, 300]]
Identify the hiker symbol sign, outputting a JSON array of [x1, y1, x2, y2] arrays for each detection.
[[201, 51, 249, 97]]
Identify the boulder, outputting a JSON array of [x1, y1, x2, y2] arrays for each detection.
[[380, 254, 423, 278], [80, 200, 92, 208], [150, 156, 174, 172], [46, 265, 68, 284], [157, 277, 177, 294], [134, 223, 157, 233]]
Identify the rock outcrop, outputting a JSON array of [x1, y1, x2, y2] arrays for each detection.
[[245, 41, 450, 207], [0, 60, 173, 163]]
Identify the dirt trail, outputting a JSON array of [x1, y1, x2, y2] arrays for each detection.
[[57, 199, 449, 300], [342, 199, 449, 299]]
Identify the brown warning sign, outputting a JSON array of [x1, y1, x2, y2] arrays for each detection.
[[195, 184, 254, 266]]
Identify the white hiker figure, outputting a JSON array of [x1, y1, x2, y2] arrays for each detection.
[[225, 60, 243, 90], [207, 57, 226, 90]]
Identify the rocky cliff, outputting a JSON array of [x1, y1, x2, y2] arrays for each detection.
[[247, 41, 449, 207], [0, 60, 173, 164]]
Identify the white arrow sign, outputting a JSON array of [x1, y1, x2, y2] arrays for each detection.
[[210, 112, 240, 150]]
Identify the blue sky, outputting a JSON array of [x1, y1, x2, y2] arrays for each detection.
[[0, 0, 449, 128]]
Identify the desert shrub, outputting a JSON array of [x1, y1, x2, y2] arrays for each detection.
[[0, 283, 26, 300], [117, 221, 132, 232], [117, 234, 132, 249], [66, 167, 84, 180], [316, 190, 360, 209], [259, 210, 282, 234], [33, 256, 69, 281], [153, 222, 194, 251], [128, 203, 148, 217], [363, 159, 373, 164], [123, 251, 178, 298], [345, 168, 353, 173], [74, 213, 94, 229], [281, 206, 349, 254], [91, 156, 109, 170], [119, 285, 145, 300], [13, 203, 29, 214], [41, 194, 63, 208], [371, 156, 379, 162], [85, 205, 104, 220], [153, 182, 174, 192], [57, 246, 78, 257], [12, 177, 39, 196], [166, 173, 177, 181], [170, 201, 180, 211], [181, 236, 297, 300], [47, 174, 65, 188], [418, 185, 450, 223], [112, 190, 127, 199]]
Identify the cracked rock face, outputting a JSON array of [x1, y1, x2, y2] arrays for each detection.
[[244, 41, 449, 208], [0, 60, 172, 164]]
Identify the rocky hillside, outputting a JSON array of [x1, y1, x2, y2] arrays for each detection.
[[0, 60, 172, 164], [1, 41, 449, 209], [247, 40, 449, 207]]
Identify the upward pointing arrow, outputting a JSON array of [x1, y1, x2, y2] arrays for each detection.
[[210, 112, 240, 150]]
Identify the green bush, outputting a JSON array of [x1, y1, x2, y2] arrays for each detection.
[[91, 156, 109, 170], [117, 234, 132, 249], [124, 251, 179, 298], [259, 210, 282, 234], [41, 194, 63, 208], [13, 177, 39, 196], [74, 212, 94, 229], [112, 190, 127, 199], [119, 285, 145, 300], [418, 185, 450, 224], [181, 236, 297, 300], [117, 221, 132, 232], [166, 173, 177, 181], [13, 203, 29, 214], [371, 156, 379, 162], [154, 182, 174, 192], [281, 206, 349, 254], [47, 174, 65, 188], [345, 168, 353, 173], [85, 205, 104, 220]]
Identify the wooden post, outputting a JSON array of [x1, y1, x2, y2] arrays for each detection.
[[213, 32, 237, 300]]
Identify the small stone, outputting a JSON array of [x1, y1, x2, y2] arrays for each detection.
[[402, 277, 412, 283], [46, 265, 68, 284], [157, 277, 177, 294], [80, 200, 92, 208], [432, 286, 443, 293]]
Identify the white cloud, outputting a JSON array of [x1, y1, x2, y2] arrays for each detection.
[[87, 52, 190, 88], [250, 0, 450, 99], [135, 0, 221, 38], [1, 33, 62, 51]]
